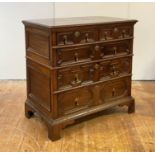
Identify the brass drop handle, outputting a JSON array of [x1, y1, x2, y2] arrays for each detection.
[[122, 30, 126, 38], [71, 73, 81, 86], [113, 47, 117, 55], [58, 74, 62, 80], [57, 51, 63, 65], [104, 32, 107, 40], [90, 53, 95, 59], [75, 97, 79, 106], [112, 88, 116, 97], [74, 73, 80, 83], [90, 45, 99, 60], [94, 63, 99, 70], [100, 47, 104, 58], [93, 63, 100, 81], [126, 49, 130, 54], [112, 65, 116, 74], [63, 35, 68, 44], [90, 46, 98, 59], [111, 64, 119, 76], [74, 52, 79, 61], [89, 68, 94, 79], [85, 33, 89, 42]]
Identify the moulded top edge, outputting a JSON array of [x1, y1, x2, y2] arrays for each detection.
[[22, 16, 138, 29]]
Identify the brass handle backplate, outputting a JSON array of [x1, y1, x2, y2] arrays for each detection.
[[94, 45, 100, 51], [114, 27, 119, 33], [75, 31, 80, 37]]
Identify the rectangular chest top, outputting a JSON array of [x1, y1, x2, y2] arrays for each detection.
[[22, 16, 137, 29]]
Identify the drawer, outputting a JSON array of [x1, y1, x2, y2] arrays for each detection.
[[57, 64, 93, 89], [55, 40, 132, 66], [57, 86, 93, 115], [56, 45, 94, 66], [99, 77, 130, 103], [99, 57, 131, 80], [57, 57, 131, 90], [99, 24, 133, 41], [56, 28, 98, 46], [85, 40, 132, 61], [100, 40, 132, 58]]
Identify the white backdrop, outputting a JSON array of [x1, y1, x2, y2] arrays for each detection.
[[0, 2, 155, 80], [0, 3, 54, 79]]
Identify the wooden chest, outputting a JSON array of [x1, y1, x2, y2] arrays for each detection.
[[23, 16, 137, 141]]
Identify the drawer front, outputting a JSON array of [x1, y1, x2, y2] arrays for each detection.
[[55, 40, 132, 67], [58, 86, 93, 115], [56, 28, 98, 46], [99, 57, 131, 80], [100, 24, 133, 41], [56, 45, 93, 66], [99, 77, 130, 102], [57, 57, 131, 90], [92, 40, 132, 60], [57, 64, 93, 90], [99, 40, 132, 58]]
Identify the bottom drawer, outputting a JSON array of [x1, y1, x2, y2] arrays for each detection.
[[99, 77, 130, 103], [57, 76, 131, 115], [58, 86, 93, 115]]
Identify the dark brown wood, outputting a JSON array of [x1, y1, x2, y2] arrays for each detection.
[[48, 124, 62, 141], [25, 102, 34, 119], [128, 99, 135, 113], [23, 16, 137, 141]]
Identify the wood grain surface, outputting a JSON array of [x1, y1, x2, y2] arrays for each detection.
[[0, 80, 155, 152]]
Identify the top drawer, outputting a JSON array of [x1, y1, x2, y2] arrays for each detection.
[[56, 27, 98, 46], [55, 24, 133, 46], [99, 24, 133, 41]]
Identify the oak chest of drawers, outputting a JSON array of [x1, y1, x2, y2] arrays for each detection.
[[23, 16, 137, 141]]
